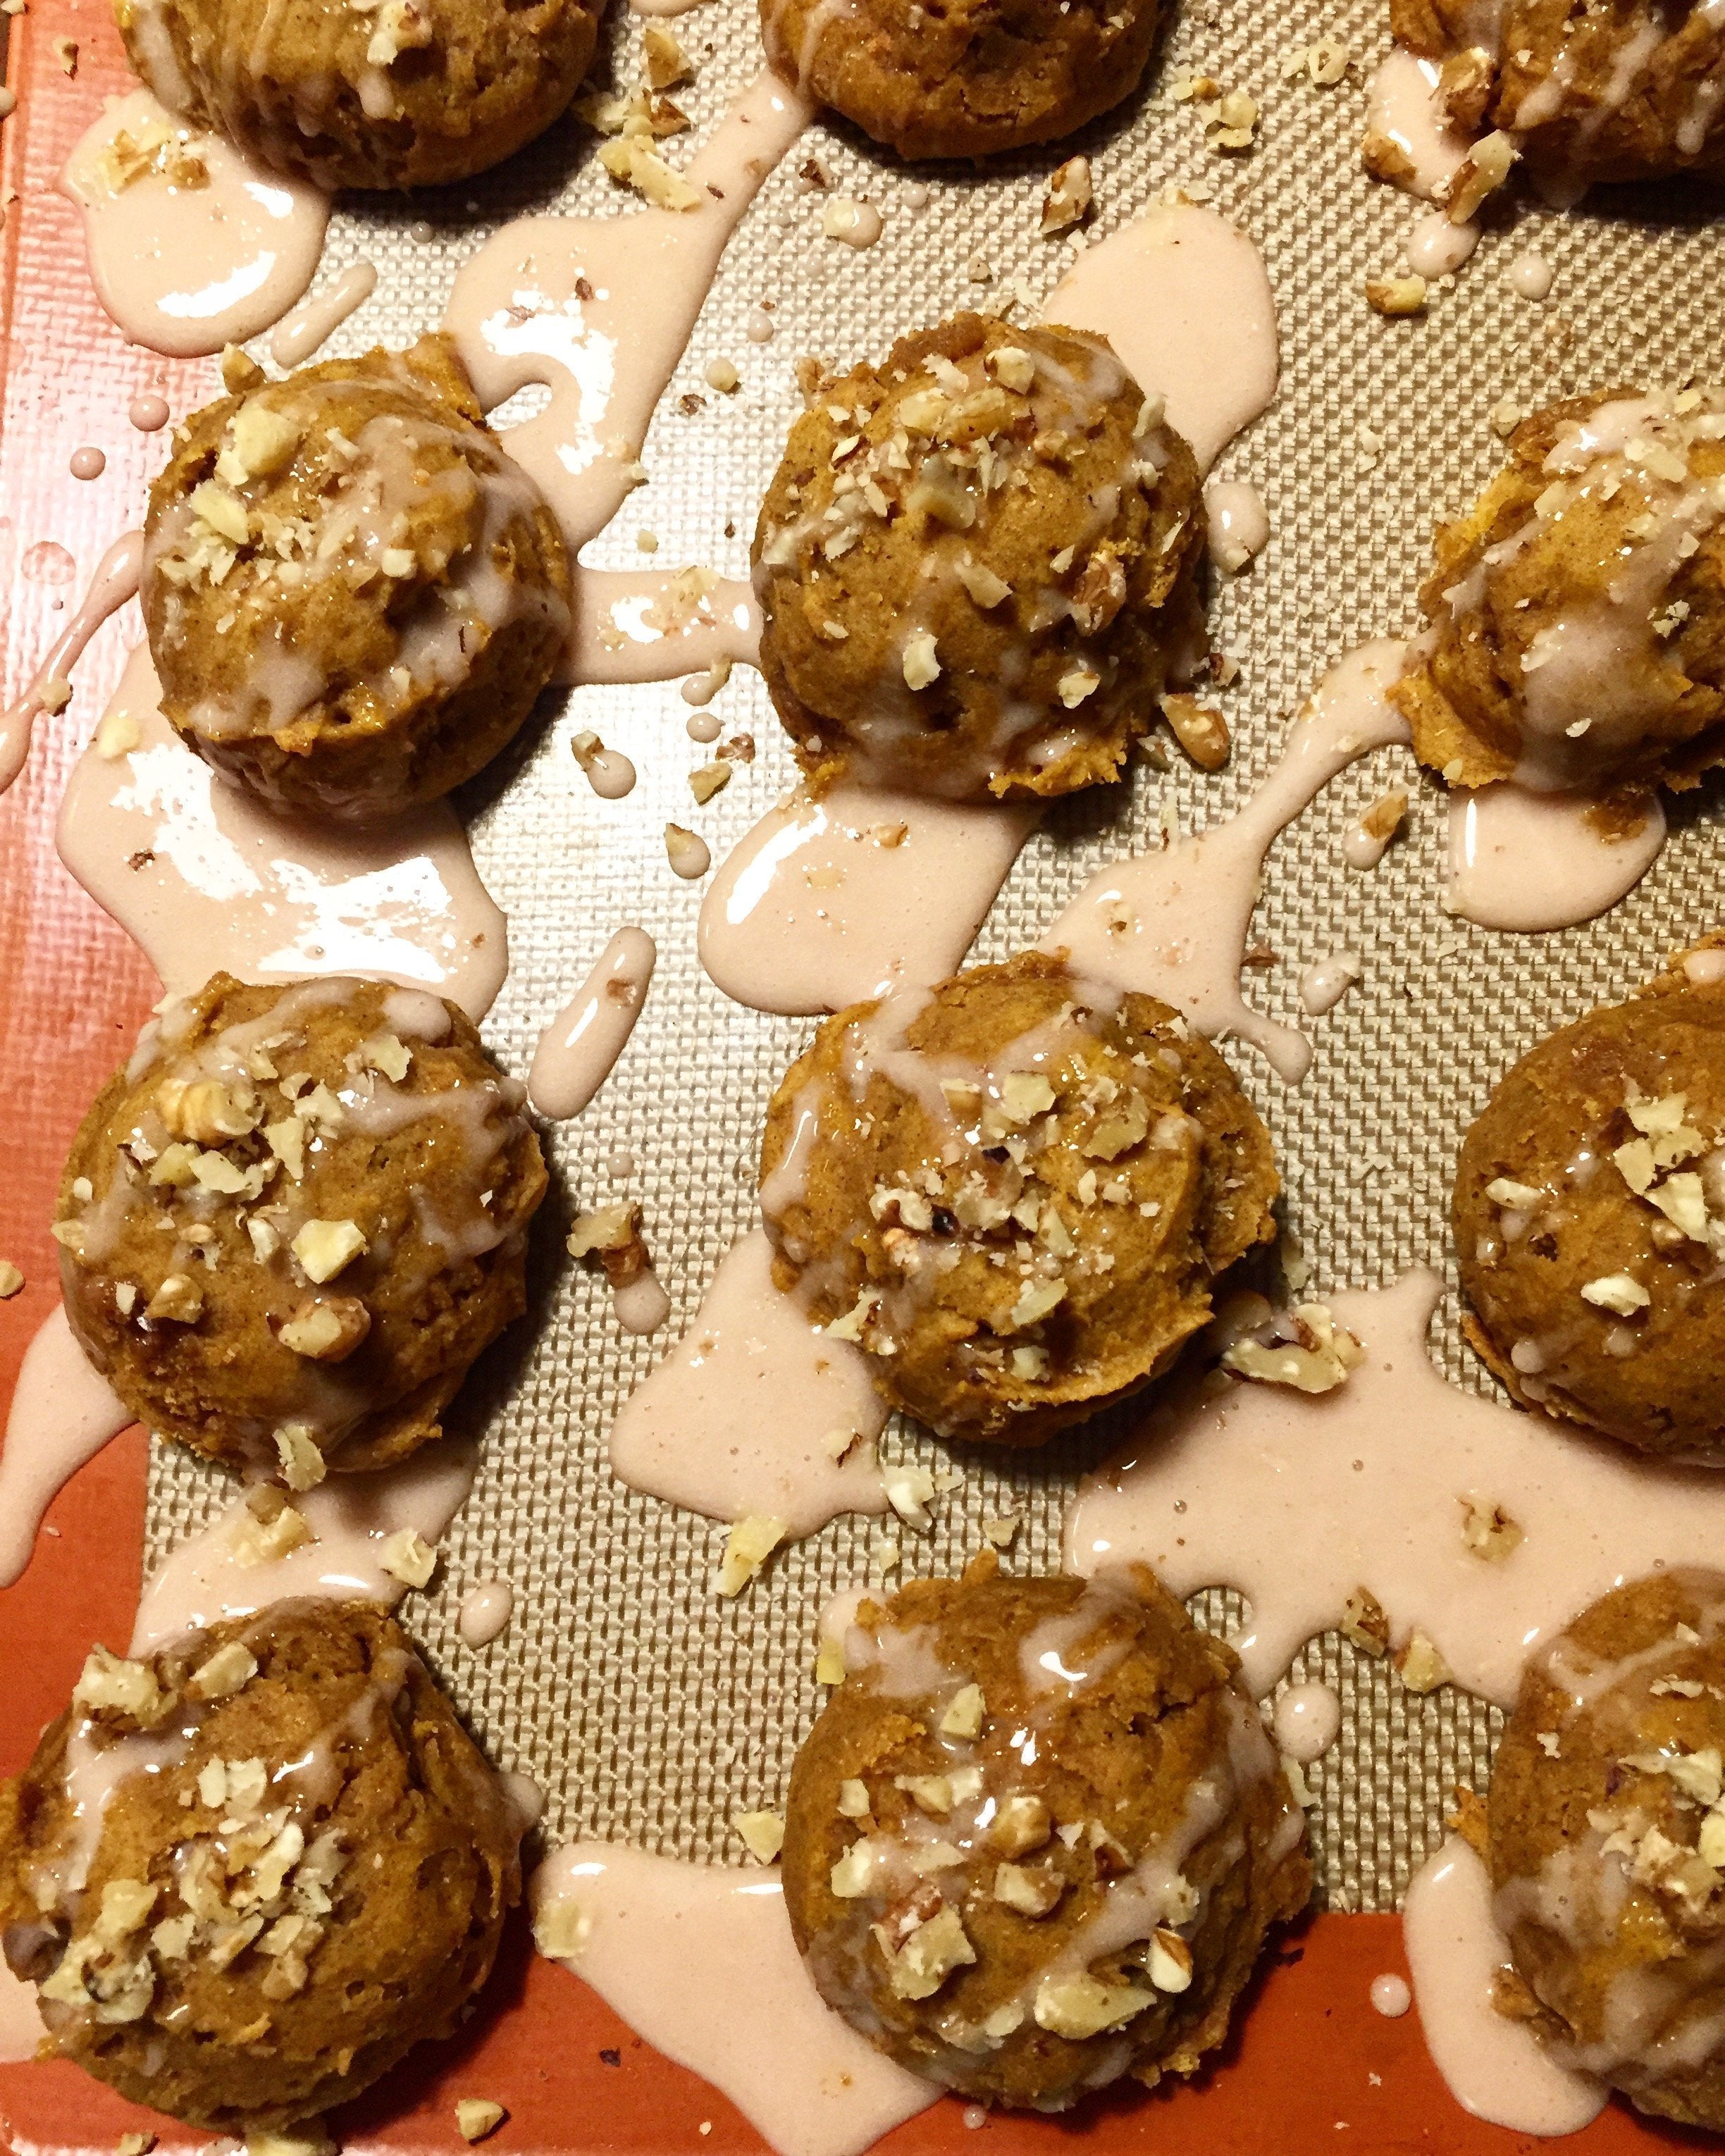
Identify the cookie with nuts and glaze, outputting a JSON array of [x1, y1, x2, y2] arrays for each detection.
[[1490, 1568, 1725, 2129], [751, 314, 1206, 802], [1453, 963, 1725, 1461], [1389, 0, 1725, 193], [762, 0, 1163, 160], [781, 1554, 1310, 2109], [116, 0, 598, 188], [758, 951, 1278, 1446], [0, 1600, 524, 2129], [142, 337, 571, 823], [54, 972, 545, 1479], [1394, 388, 1725, 817]]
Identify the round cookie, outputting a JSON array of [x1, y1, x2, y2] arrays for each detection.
[[1454, 962, 1725, 1462], [759, 950, 1278, 1445], [0, 1600, 524, 2130], [54, 971, 546, 1479], [116, 0, 598, 189], [762, 0, 1163, 160], [752, 314, 1206, 802], [1389, 0, 1725, 193], [782, 1554, 1311, 2109], [1395, 388, 1725, 811], [1490, 1568, 1725, 2129], [142, 337, 571, 823]]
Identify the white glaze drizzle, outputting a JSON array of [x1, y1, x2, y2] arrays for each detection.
[[700, 786, 1039, 1016], [608, 1229, 889, 1537], [268, 258, 379, 369], [1042, 203, 1278, 476], [57, 645, 508, 1018], [0, 1306, 132, 1590], [1065, 1268, 1725, 1704], [1041, 640, 1410, 1084], [531, 1844, 934, 2156], [528, 928, 656, 1120], [446, 70, 812, 558], [59, 89, 329, 359], [0, 532, 144, 796], [1404, 1835, 1607, 2134]]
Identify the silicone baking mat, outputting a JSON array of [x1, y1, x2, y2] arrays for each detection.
[[1, 0, 1721, 2141]]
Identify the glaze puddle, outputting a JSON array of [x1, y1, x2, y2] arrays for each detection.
[[1043, 203, 1278, 476], [446, 70, 812, 556], [130, 1436, 478, 1653], [1042, 640, 1411, 1084], [1446, 785, 1667, 931], [700, 786, 1039, 1015], [528, 927, 656, 1120], [531, 1843, 935, 2156], [608, 1229, 889, 1536], [0, 532, 144, 796], [60, 88, 329, 357], [564, 569, 762, 688], [1404, 1836, 1607, 2135], [0, 1306, 132, 1590], [1065, 1268, 1725, 1705], [58, 647, 507, 1018]]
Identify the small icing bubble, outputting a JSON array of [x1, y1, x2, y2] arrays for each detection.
[[68, 447, 106, 481], [746, 304, 776, 344], [686, 710, 723, 743], [128, 393, 170, 433], [1371, 1972, 1412, 2018], [1508, 249, 1555, 302]]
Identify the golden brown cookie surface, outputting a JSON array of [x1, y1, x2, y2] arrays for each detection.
[[763, 0, 1163, 159], [0, 1600, 522, 2130], [56, 972, 546, 1477], [118, 0, 598, 188], [753, 315, 1206, 802], [1395, 388, 1725, 810], [759, 951, 1278, 1444], [1454, 969, 1725, 1462], [142, 338, 570, 822], [1490, 1568, 1725, 2130], [782, 1555, 1309, 2107]]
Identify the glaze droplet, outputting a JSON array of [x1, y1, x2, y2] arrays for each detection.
[[69, 447, 106, 481], [128, 392, 170, 432], [1371, 1972, 1412, 2018]]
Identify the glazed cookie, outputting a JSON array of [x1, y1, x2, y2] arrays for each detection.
[[759, 951, 1278, 1445], [782, 1554, 1310, 2109], [1388, 0, 1725, 194], [1490, 1568, 1725, 2129], [762, 0, 1163, 160], [753, 314, 1206, 801], [1454, 963, 1725, 1462], [142, 337, 571, 822], [54, 972, 546, 1479], [0, 1600, 524, 2129], [1395, 388, 1725, 811], [116, 0, 598, 188]]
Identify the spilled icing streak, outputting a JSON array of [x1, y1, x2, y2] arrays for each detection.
[[57, 647, 508, 1018], [1044, 204, 1278, 476], [1447, 785, 1667, 931], [528, 927, 657, 1120], [608, 1229, 889, 1537], [1404, 1837, 1607, 2135], [446, 70, 812, 557], [1042, 640, 1411, 1083], [0, 1962, 47, 2065], [563, 569, 761, 688], [130, 1436, 478, 1653], [269, 257, 379, 369], [700, 786, 1039, 1015], [0, 1307, 132, 1590], [1064, 1268, 1725, 1704], [60, 89, 329, 359], [0, 532, 144, 796], [531, 1843, 935, 2156]]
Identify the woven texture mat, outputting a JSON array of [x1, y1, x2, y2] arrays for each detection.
[[140, 0, 1725, 1915]]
